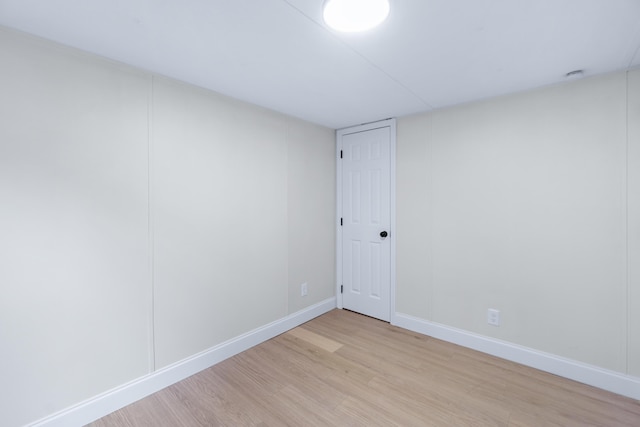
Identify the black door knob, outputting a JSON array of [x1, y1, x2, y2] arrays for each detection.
[[380, 231, 388, 238]]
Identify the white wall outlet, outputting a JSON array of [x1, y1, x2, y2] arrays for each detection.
[[488, 308, 500, 326], [301, 282, 308, 297]]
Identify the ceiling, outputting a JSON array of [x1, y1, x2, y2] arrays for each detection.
[[1, 0, 639, 129]]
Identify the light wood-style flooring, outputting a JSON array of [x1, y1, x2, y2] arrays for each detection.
[[90, 309, 640, 426]]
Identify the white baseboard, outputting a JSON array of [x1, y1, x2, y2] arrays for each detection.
[[29, 297, 337, 427], [393, 312, 640, 401]]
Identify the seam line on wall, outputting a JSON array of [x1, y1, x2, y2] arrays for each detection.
[[625, 71, 630, 376], [427, 113, 434, 320], [148, 74, 156, 373], [285, 122, 290, 315]]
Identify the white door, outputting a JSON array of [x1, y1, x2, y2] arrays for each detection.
[[339, 123, 392, 322]]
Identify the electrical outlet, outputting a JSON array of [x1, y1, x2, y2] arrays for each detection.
[[488, 308, 500, 326], [301, 282, 308, 297]]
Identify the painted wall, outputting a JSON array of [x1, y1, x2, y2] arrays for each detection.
[[0, 27, 334, 426], [397, 69, 640, 376], [0, 27, 151, 427], [629, 69, 640, 377]]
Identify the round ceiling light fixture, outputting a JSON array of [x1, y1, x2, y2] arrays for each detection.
[[323, 0, 390, 32]]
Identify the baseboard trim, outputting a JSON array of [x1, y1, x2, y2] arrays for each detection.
[[393, 312, 640, 401], [29, 297, 337, 427]]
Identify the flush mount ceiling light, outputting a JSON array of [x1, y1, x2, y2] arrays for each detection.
[[323, 0, 390, 32]]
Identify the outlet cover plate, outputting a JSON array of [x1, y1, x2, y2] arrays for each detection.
[[488, 308, 500, 326]]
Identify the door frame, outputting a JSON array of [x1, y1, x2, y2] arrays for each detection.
[[336, 118, 397, 323]]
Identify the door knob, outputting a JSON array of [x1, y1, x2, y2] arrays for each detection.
[[380, 231, 388, 238]]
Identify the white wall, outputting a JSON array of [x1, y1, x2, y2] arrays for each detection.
[[151, 78, 291, 368], [397, 70, 640, 376], [0, 27, 334, 426], [151, 77, 335, 368], [629, 69, 640, 377], [0, 28, 152, 427], [287, 120, 336, 314]]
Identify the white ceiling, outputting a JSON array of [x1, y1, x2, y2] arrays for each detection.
[[1, 0, 639, 129]]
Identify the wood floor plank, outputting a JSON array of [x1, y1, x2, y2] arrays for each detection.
[[89, 309, 640, 426], [285, 327, 343, 353]]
